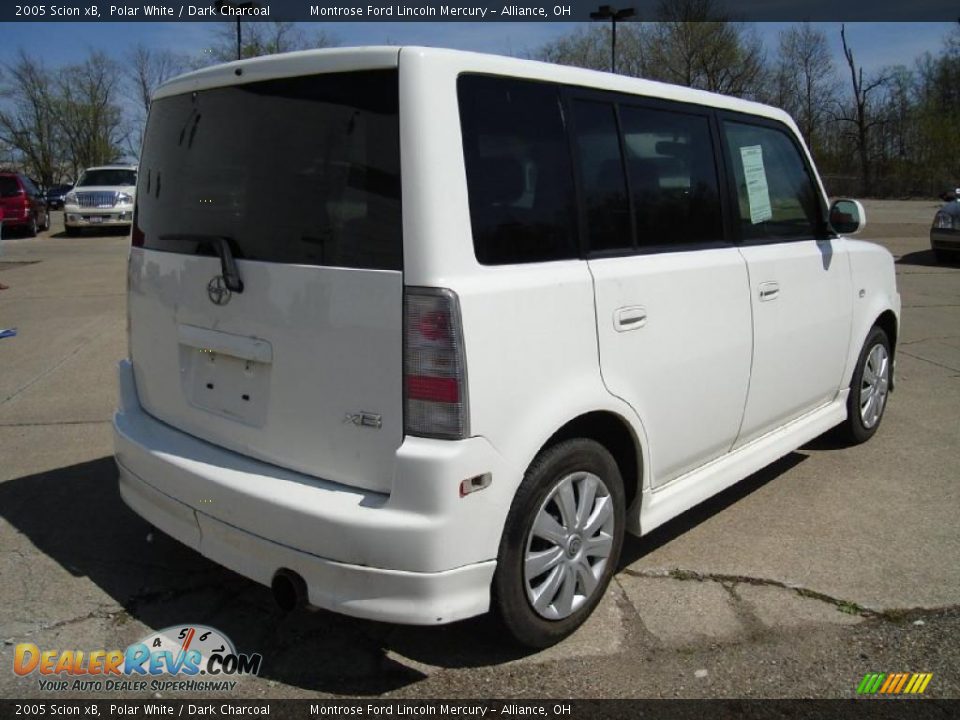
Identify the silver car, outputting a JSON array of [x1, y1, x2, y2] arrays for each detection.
[[931, 189, 960, 262]]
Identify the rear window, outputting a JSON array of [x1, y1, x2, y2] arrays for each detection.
[[0, 176, 21, 198], [137, 70, 401, 270], [78, 169, 137, 186]]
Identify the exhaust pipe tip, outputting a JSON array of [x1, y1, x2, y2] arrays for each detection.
[[271, 568, 308, 613]]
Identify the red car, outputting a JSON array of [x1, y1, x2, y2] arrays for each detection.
[[0, 172, 50, 237]]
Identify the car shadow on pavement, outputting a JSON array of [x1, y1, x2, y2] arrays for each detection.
[[0, 457, 531, 693], [897, 249, 957, 267], [619, 452, 807, 567], [0, 451, 811, 690]]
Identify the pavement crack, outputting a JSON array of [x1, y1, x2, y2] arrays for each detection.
[[122, 581, 231, 615], [621, 567, 960, 623], [899, 335, 960, 346], [895, 349, 960, 373], [40, 606, 128, 633], [0, 319, 111, 407]]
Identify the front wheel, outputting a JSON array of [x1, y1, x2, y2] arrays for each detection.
[[840, 326, 892, 444], [493, 439, 625, 648]]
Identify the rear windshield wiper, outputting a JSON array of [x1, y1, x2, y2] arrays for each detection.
[[158, 233, 244, 293]]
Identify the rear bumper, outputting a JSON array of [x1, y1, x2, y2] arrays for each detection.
[[931, 228, 960, 252], [112, 360, 502, 625]]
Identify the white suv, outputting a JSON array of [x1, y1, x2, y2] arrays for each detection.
[[65, 165, 137, 235], [114, 48, 900, 648]]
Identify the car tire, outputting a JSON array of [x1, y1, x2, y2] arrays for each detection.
[[40, 212, 50, 232], [492, 438, 625, 649], [839, 326, 892, 445], [25, 217, 37, 238]]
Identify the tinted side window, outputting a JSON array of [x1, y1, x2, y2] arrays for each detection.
[[458, 75, 577, 265], [620, 106, 723, 247], [723, 121, 821, 241], [21, 176, 38, 195], [572, 100, 632, 253]]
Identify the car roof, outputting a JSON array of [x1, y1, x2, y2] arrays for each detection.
[[153, 46, 794, 129], [82, 165, 137, 172]]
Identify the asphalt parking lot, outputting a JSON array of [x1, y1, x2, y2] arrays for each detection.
[[1, 202, 958, 700]]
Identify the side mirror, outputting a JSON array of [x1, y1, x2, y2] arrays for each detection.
[[829, 199, 866, 235]]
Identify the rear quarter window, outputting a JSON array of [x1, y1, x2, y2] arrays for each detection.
[[458, 75, 578, 265]]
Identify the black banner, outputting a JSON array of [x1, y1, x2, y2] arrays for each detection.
[[0, 0, 957, 23], [2, 699, 960, 720]]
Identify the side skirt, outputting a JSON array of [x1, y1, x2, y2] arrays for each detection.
[[631, 392, 849, 536]]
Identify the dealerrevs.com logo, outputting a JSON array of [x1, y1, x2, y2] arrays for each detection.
[[14, 625, 263, 693]]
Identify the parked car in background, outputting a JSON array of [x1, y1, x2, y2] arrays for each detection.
[[45, 184, 73, 210], [0, 171, 50, 237], [64, 165, 137, 236], [931, 189, 960, 262]]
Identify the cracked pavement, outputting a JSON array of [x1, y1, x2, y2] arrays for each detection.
[[1, 202, 958, 699]]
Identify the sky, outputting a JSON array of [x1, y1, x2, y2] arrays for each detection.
[[0, 21, 952, 76]]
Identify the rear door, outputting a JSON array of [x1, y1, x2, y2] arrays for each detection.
[[575, 94, 753, 487], [129, 67, 404, 494], [720, 117, 853, 446]]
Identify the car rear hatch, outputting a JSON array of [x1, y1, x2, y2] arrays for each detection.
[[128, 52, 404, 494], [0, 176, 25, 220]]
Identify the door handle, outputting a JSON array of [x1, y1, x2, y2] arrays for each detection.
[[614, 306, 647, 332], [758, 282, 780, 302]]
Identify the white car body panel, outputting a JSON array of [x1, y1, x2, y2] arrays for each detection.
[[128, 251, 404, 495], [114, 46, 901, 626], [589, 248, 753, 486], [735, 239, 854, 446]]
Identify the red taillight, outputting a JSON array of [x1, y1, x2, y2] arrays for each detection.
[[407, 376, 460, 403], [404, 288, 468, 439]]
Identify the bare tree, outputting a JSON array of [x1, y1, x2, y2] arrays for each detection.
[[205, 21, 339, 63], [56, 51, 128, 175], [532, 1, 764, 98], [126, 45, 190, 115], [123, 45, 190, 157], [774, 23, 837, 151], [531, 25, 611, 72], [531, 23, 649, 77], [641, 0, 767, 99], [0, 51, 63, 186], [838, 24, 890, 196]]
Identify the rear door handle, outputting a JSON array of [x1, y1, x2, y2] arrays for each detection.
[[758, 282, 780, 302], [614, 306, 647, 332]]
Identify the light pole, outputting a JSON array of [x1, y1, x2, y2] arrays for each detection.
[[589, 5, 636, 74], [214, 1, 260, 60]]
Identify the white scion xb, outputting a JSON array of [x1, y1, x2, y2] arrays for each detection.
[[114, 47, 900, 648]]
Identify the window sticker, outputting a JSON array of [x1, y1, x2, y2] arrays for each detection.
[[739, 145, 772, 224]]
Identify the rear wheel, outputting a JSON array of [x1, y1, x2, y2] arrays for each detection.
[[493, 438, 625, 648], [25, 216, 37, 238], [839, 326, 891, 444]]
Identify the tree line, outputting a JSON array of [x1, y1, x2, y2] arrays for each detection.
[[0, 22, 332, 186], [1, 13, 958, 198]]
